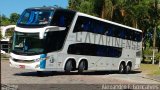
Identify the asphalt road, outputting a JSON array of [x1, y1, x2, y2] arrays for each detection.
[[1, 60, 160, 85], [2, 60, 160, 90]]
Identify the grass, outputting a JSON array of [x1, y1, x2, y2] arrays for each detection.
[[140, 64, 160, 75]]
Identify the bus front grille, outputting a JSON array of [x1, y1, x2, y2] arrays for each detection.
[[13, 59, 35, 63]]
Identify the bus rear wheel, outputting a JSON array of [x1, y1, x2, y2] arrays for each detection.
[[78, 61, 86, 74], [119, 63, 125, 74], [125, 64, 131, 74], [65, 60, 73, 73]]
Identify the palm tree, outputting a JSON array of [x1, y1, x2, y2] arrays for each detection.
[[68, 0, 82, 10], [93, 0, 113, 20], [152, 0, 158, 64]]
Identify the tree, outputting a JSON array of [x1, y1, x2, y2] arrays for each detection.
[[152, 0, 159, 64], [94, 0, 113, 19], [10, 13, 20, 24], [68, 0, 82, 10], [0, 15, 10, 26], [68, 0, 96, 16], [0, 29, 2, 40]]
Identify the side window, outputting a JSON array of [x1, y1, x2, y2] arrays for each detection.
[[51, 10, 75, 27], [114, 26, 120, 37], [52, 12, 66, 27], [106, 24, 114, 36], [129, 30, 133, 40], [73, 16, 141, 42], [91, 20, 104, 34], [73, 17, 83, 32], [119, 28, 126, 39], [132, 31, 136, 41], [82, 18, 91, 32], [135, 31, 142, 42], [73, 16, 91, 32], [126, 29, 130, 40], [45, 31, 67, 53], [59, 15, 65, 27], [67, 43, 122, 57], [97, 21, 105, 34], [74, 16, 106, 34]]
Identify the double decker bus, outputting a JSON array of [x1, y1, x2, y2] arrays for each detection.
[[10, 7, 142, 74]]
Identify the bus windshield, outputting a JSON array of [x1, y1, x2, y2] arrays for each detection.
[[17, 9, 54, 26], [12, 32, 44, 55]]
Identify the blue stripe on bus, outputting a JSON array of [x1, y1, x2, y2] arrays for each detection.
[[40, 60, 46, 69], [39, 54, 46, 69]]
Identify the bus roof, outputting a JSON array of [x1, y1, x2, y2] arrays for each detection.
[[77, 12, 142, 32], [26, 6, 58, 10], [23, 7, 141, 32], [26, 7, 76, 13]]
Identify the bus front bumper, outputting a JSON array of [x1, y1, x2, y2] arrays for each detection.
[[9, 58, 46, 71]]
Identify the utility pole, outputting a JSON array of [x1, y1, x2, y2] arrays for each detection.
[[152, 0, 158, 64]]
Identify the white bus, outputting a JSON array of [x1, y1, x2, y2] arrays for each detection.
[[10, 7, 142, 74]]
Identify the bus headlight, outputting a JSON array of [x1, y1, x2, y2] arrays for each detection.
[[34, 58, 41, 62], [34, 57, 49, 62]]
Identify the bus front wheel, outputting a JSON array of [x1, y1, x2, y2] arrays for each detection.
[[65, 60, 73, 73]]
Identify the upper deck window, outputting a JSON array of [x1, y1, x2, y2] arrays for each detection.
[[17, 9, 54, 26]]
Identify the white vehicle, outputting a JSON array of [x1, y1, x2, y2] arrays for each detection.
[[10, 7, 142, 74], [1, 25, 15, 53]]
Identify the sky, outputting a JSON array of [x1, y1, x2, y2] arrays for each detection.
[[0, 0, 68, 17]]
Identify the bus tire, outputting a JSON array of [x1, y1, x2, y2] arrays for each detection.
[[119, 63, 125, 74], [125, 64, 131, 74], [78, 61, 86, 74], [65, 60, 73, 73]]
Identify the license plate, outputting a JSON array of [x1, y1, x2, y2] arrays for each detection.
[[19, 65, 25, 68]]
